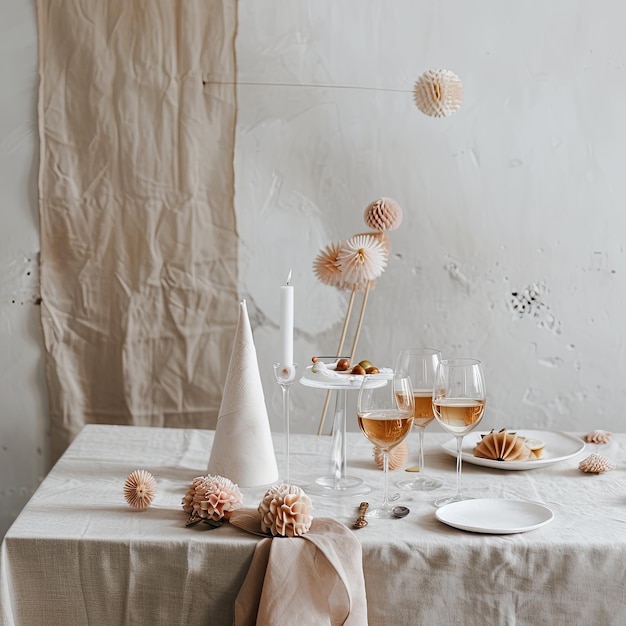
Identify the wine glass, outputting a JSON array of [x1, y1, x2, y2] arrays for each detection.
[[395, 348, 443, 491], [357, 372, 414, 518], [432, 358, 486, 507]]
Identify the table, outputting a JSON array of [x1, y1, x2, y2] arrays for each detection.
[[2, 425, 625, 625]]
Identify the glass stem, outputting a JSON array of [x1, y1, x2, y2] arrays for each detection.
[[417, 426, 426, 484], [382, 451, 390, 509], [455, 435, 463, 499], [282, 384, 290, 484]]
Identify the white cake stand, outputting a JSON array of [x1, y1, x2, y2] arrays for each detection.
[[300, 372, 384, 496]]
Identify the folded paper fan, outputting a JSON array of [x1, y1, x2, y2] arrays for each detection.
[[473, 429, 533, 462], [374, 441, 408, 470]]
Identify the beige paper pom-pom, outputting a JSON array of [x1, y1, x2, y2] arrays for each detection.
[[364, 198, 403, 232], [374, 441, 408, 470], [337, 234, 388, 288], [258, 484, 313, 537], [182, 475, 243, 522], [413, 69, 463, 118], [578, 454, 616, 474], [313, 242, 343, 288], [124, 469, 157, 510], [584, 430, 612, 444]]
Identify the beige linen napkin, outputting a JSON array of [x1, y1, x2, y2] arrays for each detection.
[[231, 510, 368, 625], [207, 300, 278, 486]]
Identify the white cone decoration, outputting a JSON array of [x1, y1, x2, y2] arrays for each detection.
[[207, 300, 279, 487]]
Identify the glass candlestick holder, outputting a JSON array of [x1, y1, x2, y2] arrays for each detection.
[[273, 363, 298, 484]]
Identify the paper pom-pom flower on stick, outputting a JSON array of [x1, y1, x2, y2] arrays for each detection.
[[413, 69, 463, 118], [313, 242, 343, 288], [337, 234, 387, 287], [313, 197, 403, 433], [364, 197, 403, 232], [124, 469, 157, 510]]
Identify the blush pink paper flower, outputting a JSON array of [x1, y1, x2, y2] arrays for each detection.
[[182, 474, 243, 522], [364, 197, 403, 232], [584, 430, 612, 444], [313, 242, 343, 288], [258, 484, 313, 537]]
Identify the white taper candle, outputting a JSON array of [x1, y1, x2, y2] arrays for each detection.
[[280, 271, 294, 367]]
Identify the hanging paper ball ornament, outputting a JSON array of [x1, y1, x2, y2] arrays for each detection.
[[364, 197, 403, 232], [413, 69, 463, 118]]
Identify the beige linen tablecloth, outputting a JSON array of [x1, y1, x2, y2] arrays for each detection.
[[2, 425, 626, 625]]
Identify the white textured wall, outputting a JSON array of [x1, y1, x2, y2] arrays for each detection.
[[236, 1, 626, 435], [0, 0, 48, 538], [3, 0, 626, 535]]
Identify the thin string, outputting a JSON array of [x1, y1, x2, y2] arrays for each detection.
[[204, 79, 413, 94]]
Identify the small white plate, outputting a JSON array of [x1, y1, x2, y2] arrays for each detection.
[[440, 429, 586, 470], [299, 366, 390, 390], [436, 498, 554, 534]]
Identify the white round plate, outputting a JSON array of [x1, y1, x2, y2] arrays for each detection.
[[435, 498, 554, 534], [440, 429, 586, 470]]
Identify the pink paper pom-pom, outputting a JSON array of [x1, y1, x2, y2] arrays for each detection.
[[364, 197, 403, 232], [182, 474, 243, 522], [258, 484, 313, 537]]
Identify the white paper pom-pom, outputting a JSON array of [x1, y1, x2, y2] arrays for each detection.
[[337, 234, 388, 288], [258, 484, 313, 537], [413, 69, 463, 118]]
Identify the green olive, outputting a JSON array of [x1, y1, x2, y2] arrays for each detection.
[[358, 360, 374, 369]]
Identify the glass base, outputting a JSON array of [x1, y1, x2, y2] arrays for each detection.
[[434, 493, 473, 508], [316, 474, 363, 489], [366, 507, 397, 519], [278, 476, 307, 487], [307, 476, 371, 497], [397, 475, 443, 491]]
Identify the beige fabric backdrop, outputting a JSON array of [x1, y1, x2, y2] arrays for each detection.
[[36, 0, 239, 460]]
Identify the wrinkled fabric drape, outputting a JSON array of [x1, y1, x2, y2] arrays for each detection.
[[36, 0, 239, 460]]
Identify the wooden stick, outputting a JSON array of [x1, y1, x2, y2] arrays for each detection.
[[336, 286, 357, 356], [316, 287, 357, 435], [349, 281, 372, 361]]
